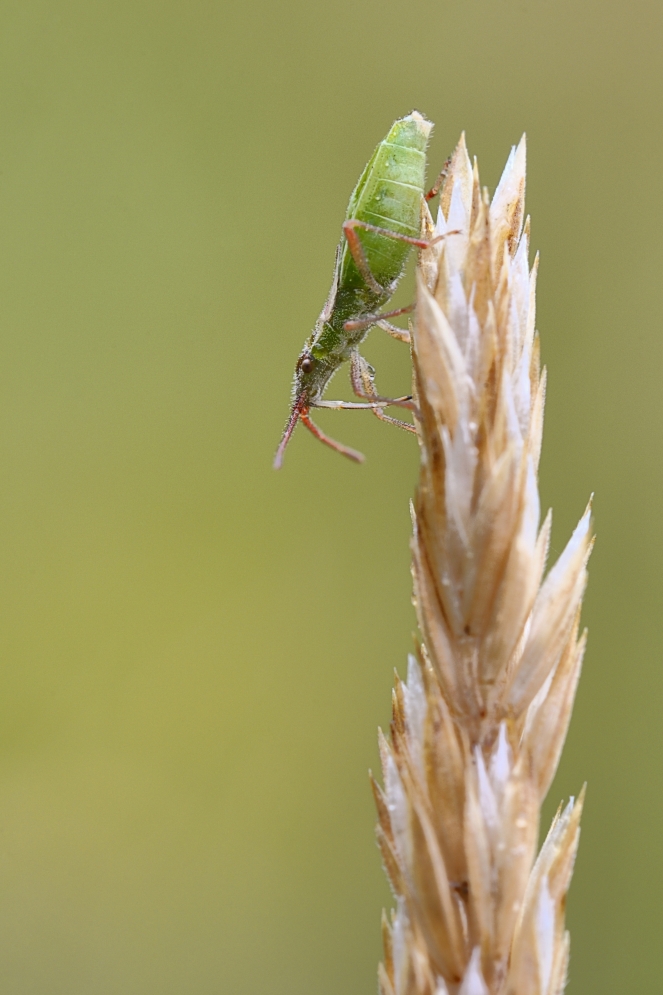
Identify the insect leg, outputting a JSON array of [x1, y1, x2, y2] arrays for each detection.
[[342, 219, 461, 298], [344, 304, 414, 343], [344, 219, 459, 252], [350, 351, 417, 434], [376, 320, 410, 344], [313, 397, 413, 410], [341, 220, 385, 294], [299, 411, 365, 463], [425, 157, 451, 201], [314, 363, 415, 411]]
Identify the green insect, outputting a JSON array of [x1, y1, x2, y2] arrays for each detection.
[[274, 111, 448, 469]]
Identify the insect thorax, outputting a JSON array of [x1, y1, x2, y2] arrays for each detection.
[[311, 284, 388, 364]]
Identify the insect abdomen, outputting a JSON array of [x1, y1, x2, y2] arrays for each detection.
[[340, 112, 432, 292]]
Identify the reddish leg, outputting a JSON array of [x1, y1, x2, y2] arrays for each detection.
[[376, 319, 410, 344], [344, 303, 414, 338], [350, 351, 417, 434], [300, 411, 365, 463], [314, 395, 414, 411], [342, 218, 460, 295], [425, 158, 451, 201], [342, 221, 387, 294], [313, 354, 415, 411]]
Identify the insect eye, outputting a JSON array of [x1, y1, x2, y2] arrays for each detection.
[[300, 356, 314, 374]]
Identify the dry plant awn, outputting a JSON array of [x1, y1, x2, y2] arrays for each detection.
[[274, 111, 454, 468], [373, 134, 592, 995]]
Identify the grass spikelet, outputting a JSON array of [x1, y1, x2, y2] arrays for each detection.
[[375, 134, 591, 994]]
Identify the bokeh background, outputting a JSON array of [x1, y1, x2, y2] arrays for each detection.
[[0, 0, 659, 992]]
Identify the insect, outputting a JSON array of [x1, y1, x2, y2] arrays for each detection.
[[274, 111, 450, 469]]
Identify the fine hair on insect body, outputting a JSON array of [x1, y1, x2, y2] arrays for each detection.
[[273, 111, 457, 469]]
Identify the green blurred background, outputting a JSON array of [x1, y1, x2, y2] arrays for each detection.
[[0, 0, 658, 991]]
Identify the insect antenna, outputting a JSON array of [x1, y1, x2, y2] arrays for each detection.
[[299, 412, 365, 464], [273, 397, 306, 469]]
